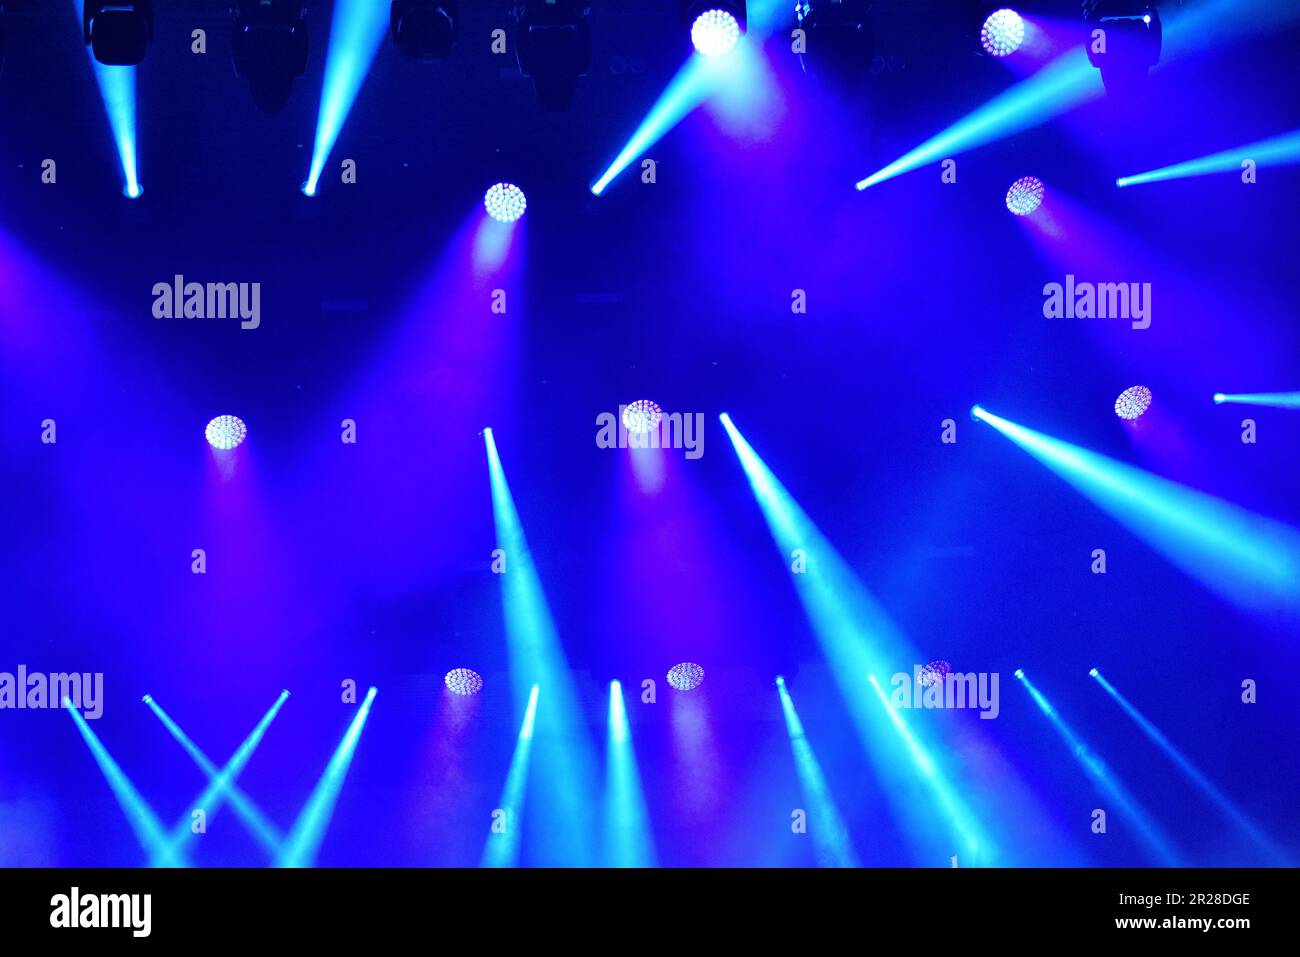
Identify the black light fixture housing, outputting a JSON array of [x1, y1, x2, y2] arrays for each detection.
[[391, 1, 459, 61], [794, 0, 873, 86], [231, 0, 310, 113], [1083, 0, 1162, 94], [83, 0, 154, 66], [514, 0, 591, 112]]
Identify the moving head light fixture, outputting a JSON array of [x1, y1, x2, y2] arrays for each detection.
[[83, 1, 153, 66], [1083, 0, 1161, 94], [391, 0, 459, 61], [514, 0, 591, 111], [681, 1, 747, 57], [794, 0, 873, 86], [231, 0, 310, 113]]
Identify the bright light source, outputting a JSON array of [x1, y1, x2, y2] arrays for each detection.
[[981, 8, 1025, 57], [205, 415, 247, 451], [920, 660, 952, 688], [1213, 393, 1226, 405], [444, 668, 484, 696], [691, 9, 741, 57], [667, 662, 706, 691], [484, 182, 527, 223], [621, 399, 662, 435], [1005, 175, 1045, 215], [1114, 385, 1153, 421]]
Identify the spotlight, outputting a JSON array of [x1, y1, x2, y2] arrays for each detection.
[[231, 1, 310, 113], [1084, 1, 1161, 94], [980, 8, 1025, 57], [141, 694, 153, 704], [970, 404, 985, 422], [667, 662, 706, 692], [794, 1, 873, 86], [1013, 668, 1024, 679], [1213, 393, 1226, 405], [1005, 175, 1044, 215], [1088, 667, 1098, 677], [621, 400, 662, 435], [684, 2, 745, 58], [123, 182, 143, 200], [920, 660, 952, 688], [83, 1, 153, 66], [444, 668, 484, 696], [205, 415, 248, 451], [391, 1, 458, 61], [484, 182, 527, 223], [1114, 385, 1153, 421], [514, 0, 591, 112]]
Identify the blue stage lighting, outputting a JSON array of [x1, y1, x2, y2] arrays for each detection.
[[776, 677, 859, 867], [1014, 670, 1181, 866], [1211, 390, 1300, 410], [1005, 175, 1044, 215], [444, 668, 484, 696], [692, 8, 741, 57], [277, 686, 377, 868], [484, 183, 527, 223], [76, 1, 142, 199], [1090, 670, 1288, 863], [66, 697, 184, 867], [973, 406, 1300, 616], [205, 414, 247, 451], [482, 684, 540, 868], [980, 8, 1024, 57], [603, 680, 656, 867], [302, 0, 388, 196], [666, 661, 705, 691], [622, 399, 663, 435], [1114, 385, 1153, 421], [1117, 128, 1300, 187]]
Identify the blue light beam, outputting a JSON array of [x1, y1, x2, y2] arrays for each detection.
[[481, 683, 540, 869], [602, 680, 656, 867], [776, 676, 859, 867], [74, 1, 141, 198], [65, 698, 182, 867], [720, 412, 997, 865], [277, 686, 377, 868], [484, 427, 599, 865], [1014, 671, 1181, 866], [302, 0, 388, 196], [1117, 129, 1300, 187], [148, 691, 289, 863], [1090, 670, 1288, 863], [1213, 390, 1300, 410], [972, 406, 1300, 617]]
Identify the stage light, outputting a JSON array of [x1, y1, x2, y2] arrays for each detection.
[[390, 0, 458, 61], [76, 1, 142, 199], [667, 662, 705, 692], [231, 0, 310, 113], [1013, 668, 1024, 678], [920, 660, 952, 688], [278, 685, 377, 868], [1084, 1, 1161, 94], [690, 7, 743, 57], [302, 0, 388, 196], [1114, 385, 1152, 421], [1015, 670, 1180, 865], [1091, 669, 1288, 863], [66, 697, 183, 867], [514, 0, 591, 112], [444, 668, 483, 696], [603, 680, 656, 867], [482, 684, 540, 868], [484, 183, 527, 223], [1005, 175, 1045, 215], [793, 1, 873, 86], [973, 405, 1300, 615], [980, 8, 1024, 57], [1212, 390, 1300, 409], [146, 692, 287, 861], [205, 414, 248, 451], [1116, 129, 1300, 188], [621, 399, 662, 435], [83, 0, 152, 65], [777, 676, 859, 867]]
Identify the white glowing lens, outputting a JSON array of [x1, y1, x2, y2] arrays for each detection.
[[484, 182, 527, 223], [981, 8, 1025, 58], [691, 9, 741, 57], [205, 415, 247, 450], [1006, 175, 1045, 215]]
